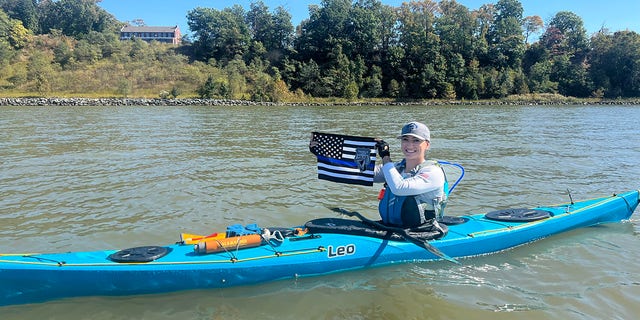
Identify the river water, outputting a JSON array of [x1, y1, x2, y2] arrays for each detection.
[[1, 104, 639, 319]]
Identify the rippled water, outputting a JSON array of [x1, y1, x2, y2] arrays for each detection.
[[1, 104, 639, 319]]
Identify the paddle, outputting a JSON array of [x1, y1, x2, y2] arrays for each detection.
[[329, 207, 459, 264]]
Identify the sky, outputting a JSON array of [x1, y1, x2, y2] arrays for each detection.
[[98, 0, 640, 39]]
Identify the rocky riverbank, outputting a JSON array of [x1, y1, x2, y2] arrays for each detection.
[[1, 97, 640, 107], [0, 97, 278, 107]]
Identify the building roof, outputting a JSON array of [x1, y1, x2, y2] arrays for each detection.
[[120, 25, 179, 33]]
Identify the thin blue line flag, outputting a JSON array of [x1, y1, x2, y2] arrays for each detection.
[[311, 132, 377, 186]]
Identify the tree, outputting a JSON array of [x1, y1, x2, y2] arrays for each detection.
[[541, 11, 589, 58], [297, 59, 325, 96], [486, 0, 525, 69], [38, 0, 119, 37], [0, 40, 13, 68], [540, 11, 591, 96], [245, 2, 294, 67], [396, 0, 443, 98], [198, 75, 221, 99], [27, 50, 55, 96], [83, 30, 120, 59], [53, 38, 74, 67], [246, 2, 274, 49], [1, 7, 31, 49], [0, 0, 38, 32], [187, 5, 251, 64], [376, 3, 399, 95], [345, 0, 383, 60], [523, 15, 543, 44], [589, 30, 640, 98], [294, 0, 351, 65], [361, 65, 383, 98], [7, 16, 31, 48], [436, 0, 479, 99], [528, 60, 558, 93], [292, 0, 384, 97]]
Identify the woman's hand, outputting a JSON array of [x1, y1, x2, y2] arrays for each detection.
[[376, 139, 391, 162]]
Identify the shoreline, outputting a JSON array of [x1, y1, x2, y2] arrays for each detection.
[[1, 97, 640, 107]]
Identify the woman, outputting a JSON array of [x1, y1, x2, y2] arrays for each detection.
[[310, 121, 446, 232], [374, 121, 446, 231]]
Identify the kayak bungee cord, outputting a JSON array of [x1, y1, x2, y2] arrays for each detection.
[[0, 247, 327, 267], [0, 254, 66, 266], [330, 207, 459, 264], [467, 194, 633, 237]]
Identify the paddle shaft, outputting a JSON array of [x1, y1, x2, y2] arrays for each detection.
[[331, 208, 459, 264]]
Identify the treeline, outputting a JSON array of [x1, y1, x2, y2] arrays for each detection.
[[2, 0, 640, 101]]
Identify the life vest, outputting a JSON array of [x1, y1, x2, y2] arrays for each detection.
[[378, 160, 446, 228]]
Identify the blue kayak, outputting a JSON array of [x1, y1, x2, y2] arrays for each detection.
[[1, 190, 638, 306]]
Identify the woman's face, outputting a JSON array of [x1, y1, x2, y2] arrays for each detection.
[[400, 136, 429, 161]]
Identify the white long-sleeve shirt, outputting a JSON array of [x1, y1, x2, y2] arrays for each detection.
[[373, 160, 446, 210]]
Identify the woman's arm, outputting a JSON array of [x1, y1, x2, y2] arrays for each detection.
[[381, 163, 444, 196]]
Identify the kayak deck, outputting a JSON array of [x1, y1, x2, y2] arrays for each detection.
[[1, 190, 638, 306]]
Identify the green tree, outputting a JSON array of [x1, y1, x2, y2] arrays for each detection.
[[589, 30, 640, 98], [376, 3, 399, 96], [292, 0, 373, 97], [297, 59, 325, 96], [540, 11, 591, 96], [396, 0, 443, 98], [294, 0, 351, 65], [74, 38, 101, 63], [528, 60, 557, 93], [1, 8, 31, 49], [38, 0, 119, 37], [436, 0, 479, 99], [117, 78, 132, 97], [198, 75, 215, 99], [345, 0, 382, 60], [8, 16, 31, 48], [0, 0, 38, 32], [187, 5, 251, 64], [541, 11, 589, 58], [27, 50, 55, 96], [83, 30, 121, 59], [361, 65, 383, 98], [471, 4, 493, 64], [486, 0, 525, 69], [245, 1, 293, 67], [170, 86, 182, 99], [0, 11, 16, 71], [53, 38, 74, 67], [325, 44, 355, 98], [246, 2, 274, 50]]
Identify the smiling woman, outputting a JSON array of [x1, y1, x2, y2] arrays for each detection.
[[373, 121, 448, 231]]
